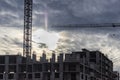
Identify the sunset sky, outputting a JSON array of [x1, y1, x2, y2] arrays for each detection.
[[0, 0, 120, 71]]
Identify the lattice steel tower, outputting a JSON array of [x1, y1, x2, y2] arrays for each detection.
[[23, 0, 33, 58]]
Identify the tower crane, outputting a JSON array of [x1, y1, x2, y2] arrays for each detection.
[[23, 0, 120, 59], [23, 0, 33, 58], [23, 0, 33, 80], [22, 0, 119, 79]]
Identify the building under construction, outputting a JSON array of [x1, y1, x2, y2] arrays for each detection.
[[0, 49, 119, 80], [0, 0, 119, 80]]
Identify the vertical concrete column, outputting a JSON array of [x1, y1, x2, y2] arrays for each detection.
[[76, 54, 80, 61], [80, 73, 81, 80], [32, 63, 34, 80], [83, 57, 86, 80], [41, 63, 44, 80], [51, 53, 55, 80], [100, 53, 102, 80], [5, 55, 9, 80], [76, 63, 80, 80], [51, 72, 55, 80], [86, 52, 89, 65], [59, 54, 63, 80], [40, 72, 43, 80], [32, 53, 36, 62], [14, 73, 16, 80], [96, 52, 99, 64], [76, 73, 80, 80], [3, 73, 5, 80], [68, 74, 71, 80], [76, 63, 80, 71], [16, 55, 19, 80], [66, 64, 69, 72], [32, 73, 35, 80], [41, 52, 46, 80]]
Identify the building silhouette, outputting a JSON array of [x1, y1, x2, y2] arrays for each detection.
[[0, 49, 119, 80]]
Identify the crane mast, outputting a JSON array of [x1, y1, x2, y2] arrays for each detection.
[[23, 0, 33, 58]]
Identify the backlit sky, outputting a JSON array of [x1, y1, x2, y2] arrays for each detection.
[[0, 0, 120, 71]]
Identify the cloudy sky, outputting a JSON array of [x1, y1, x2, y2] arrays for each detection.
[[0, 0, 120, 71]]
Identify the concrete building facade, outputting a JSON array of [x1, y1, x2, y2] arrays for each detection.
[[0, 49, 119, 80]]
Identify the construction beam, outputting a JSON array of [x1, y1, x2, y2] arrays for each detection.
[[51, 23, 120, 31]]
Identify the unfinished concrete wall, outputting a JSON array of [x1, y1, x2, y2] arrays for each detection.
[[0, 49, 118, 80]]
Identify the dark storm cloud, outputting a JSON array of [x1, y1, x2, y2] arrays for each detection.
[[0, 0, 120, 28], [0, 0, 24, 27], [0, 0, 120, 52], [40, 0, 120, 27]]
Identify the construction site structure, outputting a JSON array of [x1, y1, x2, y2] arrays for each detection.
[[0, 49, 119, 80], [23, 0, 120, 59], [23, 0, 33, 58], [50, 23, 120, 31], [23, 0, 120, 58], [21, 0, 120, 80]]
